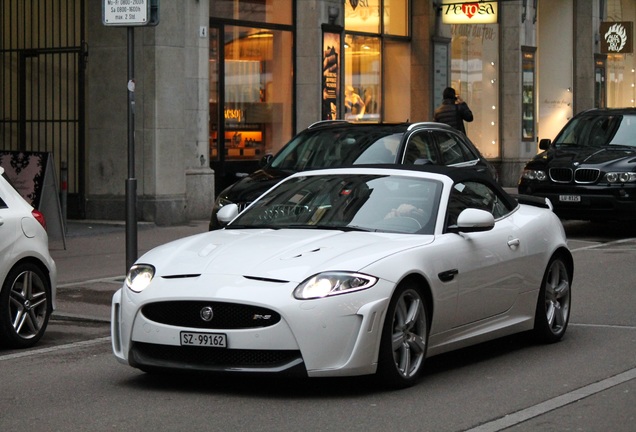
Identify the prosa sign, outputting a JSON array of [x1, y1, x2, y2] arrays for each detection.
[[441, 1, 498, 25]]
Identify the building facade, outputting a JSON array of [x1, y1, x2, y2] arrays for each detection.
[[1, 0, 634, 225]]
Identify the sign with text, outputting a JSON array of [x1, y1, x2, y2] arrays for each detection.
[[441, 1, 498, 24], [103, 0, 149, 26], [600, 22, 633, 54]]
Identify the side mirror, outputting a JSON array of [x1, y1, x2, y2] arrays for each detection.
[[259, 154, 273, 167], [448, 208, 495, 233], [217, 203, 239, 226], [539, 138, 551, 150]]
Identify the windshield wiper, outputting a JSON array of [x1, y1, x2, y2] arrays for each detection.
[[282, 224, 372, 232], [225, 224, 281, 230]]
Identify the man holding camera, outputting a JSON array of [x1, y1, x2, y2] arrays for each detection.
[[434, 87, 473, 135]]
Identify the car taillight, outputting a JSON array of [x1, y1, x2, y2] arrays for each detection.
[[32, 209, 47, 230]]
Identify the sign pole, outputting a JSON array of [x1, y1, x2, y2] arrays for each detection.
[[126, 26, 138, 272], [102, 0, 158, 272]]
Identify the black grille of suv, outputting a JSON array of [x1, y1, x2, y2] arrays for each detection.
[[549, 168, 573, 183], [549, 167, 600, 184], [141, 301, 281, 329], [574, 168, 600, 184]]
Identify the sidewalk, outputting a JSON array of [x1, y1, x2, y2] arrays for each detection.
[[49, 220, 208, 322]]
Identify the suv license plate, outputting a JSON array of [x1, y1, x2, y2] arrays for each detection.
[[559, 195, 581, 202], [180, 331, 227, 347]]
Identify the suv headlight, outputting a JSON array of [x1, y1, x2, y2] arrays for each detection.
[[604, 172, 636, 183], [126, 264, 155, 292], [213, 196, 234, 213], [521, 169, 547, 181], [293, 272, 378, 299]]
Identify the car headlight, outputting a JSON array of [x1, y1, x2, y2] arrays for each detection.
[[293, 272, 378, 300], [604, 172, 636, 183], [126, 264, 155, 293], [521, 169, 547, 181]]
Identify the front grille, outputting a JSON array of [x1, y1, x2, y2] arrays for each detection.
[[130, 342, 304, 371], [141, 301, 281, 329], [574, 168, 600, 184], [549, 168, 573, 183]]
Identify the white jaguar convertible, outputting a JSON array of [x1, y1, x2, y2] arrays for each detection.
[[111, 165, 573, 388]]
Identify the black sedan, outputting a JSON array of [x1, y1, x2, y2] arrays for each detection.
[[210, 121, 497, 230], [518, 108, 636, 221]]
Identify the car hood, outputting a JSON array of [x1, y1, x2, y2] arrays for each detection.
[[528, 146, 636, 168], [138, 229, 433, 283], [221, 167, 292, 203]]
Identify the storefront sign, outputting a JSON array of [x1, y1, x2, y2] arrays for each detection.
[[441, 1, 498, 25], [600, 22, 633, 54], [322, 30, 341, 120]]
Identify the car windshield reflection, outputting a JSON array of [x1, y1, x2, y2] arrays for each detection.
[[554, 114, 636, 149], [269, 130, 402, 171], [227, 173, 443, 234]]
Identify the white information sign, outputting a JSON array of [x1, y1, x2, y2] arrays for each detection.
[[103, 0, 149, 26]]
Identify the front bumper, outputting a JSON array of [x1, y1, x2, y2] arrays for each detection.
[[111, 275, 394, 377], [518, 182, 636, 220]]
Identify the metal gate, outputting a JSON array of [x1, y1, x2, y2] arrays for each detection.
[[1, 0, 86, 218]]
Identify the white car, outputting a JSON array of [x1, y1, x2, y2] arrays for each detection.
[[112, 165, 572, 388], [0, 166, 57, 348]]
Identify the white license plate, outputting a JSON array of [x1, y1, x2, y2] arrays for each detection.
[[180, 331, 227, 347], [559, 195, 581, 202]]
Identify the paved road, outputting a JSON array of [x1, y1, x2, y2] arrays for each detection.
[[1, 218, 634, 431]]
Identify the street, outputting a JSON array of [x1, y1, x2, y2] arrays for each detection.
[[0, 219, 635, 431]]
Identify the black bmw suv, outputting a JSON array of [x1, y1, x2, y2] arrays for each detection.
[[209, 120, 497, 230], [518, 108, 636, 221]]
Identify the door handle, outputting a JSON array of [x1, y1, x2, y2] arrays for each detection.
[[438, 269, 458, 282], [507, 238, 520, 248]]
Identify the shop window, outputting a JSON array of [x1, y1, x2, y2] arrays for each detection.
[[450, 24, 499, 158], [522, 47, 536, 141], [210, 0, 291, 25], [344, 0, 408, 36], [345, 0, 380, 33], [210, 25, 293, 162], [344, 34, 381, 122], [384, 0, 409, 36]]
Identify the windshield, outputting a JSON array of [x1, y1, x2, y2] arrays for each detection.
[[553, 114, 636, 148], [269, 129, 402, 171], [229, 173, 442, 234]]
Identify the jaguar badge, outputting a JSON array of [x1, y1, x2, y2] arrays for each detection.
[[200, 306, 214, 322]]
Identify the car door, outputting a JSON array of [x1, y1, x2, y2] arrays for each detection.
[[443, 180, 526, 327]]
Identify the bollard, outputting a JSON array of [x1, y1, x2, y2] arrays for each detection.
[[60, 161, 68, 233]]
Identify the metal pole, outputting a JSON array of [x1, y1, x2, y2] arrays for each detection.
[[126, 26, 138, 272]]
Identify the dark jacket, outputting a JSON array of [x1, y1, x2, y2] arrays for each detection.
[[434, 98, 474, 134]]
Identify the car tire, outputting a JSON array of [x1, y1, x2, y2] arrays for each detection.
[[0, 263, 52, 348], [532, 254, 571, 343], [377, 282, 428, 388]]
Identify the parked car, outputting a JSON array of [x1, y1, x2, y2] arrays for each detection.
[[518, 108, 636, 221], [112, 165, 572, 388], [209, 121, 498, 229], [0, 166, 57, 348]]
